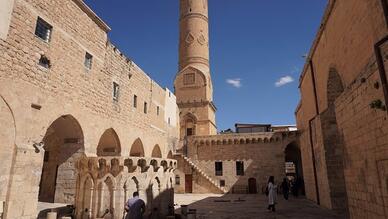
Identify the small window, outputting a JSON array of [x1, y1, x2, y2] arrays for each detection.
[[35, 17, 52, 42], [133, 95, 137, 108], [144, 102, 147, 114], [113, 82, 119, 101], [236, 161, 244, 176], [220, 180, 225, 187], [175, 175, 180, 185], [215, 161, 223, 176], [184, 73, 195, 85], [38, 55, 50, 69], [84, 52, 93, 70], [186, 128, 193, 136], [168, 117, 171, 125], [157, 106, 160, 116]]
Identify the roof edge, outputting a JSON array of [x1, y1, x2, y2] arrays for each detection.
[[72, 0, 111, 32], [298, 0, 336, 87]]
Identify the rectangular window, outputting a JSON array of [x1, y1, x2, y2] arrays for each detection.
[[133, 95, 137, 108], [84, 52, 93, 70], [157, 106, 160, 116], [168, 117, 171, 125], [184, 73, 195, 85], [175, 175, 180, 185], [144, 102, 147, 114], [236, 161, 244, 176], [113, 82, 119, 101], [215, 161, 223, 176], [220, 180, 225, 187], [186, 128, 193, 136], [35, 17, 52, 42]]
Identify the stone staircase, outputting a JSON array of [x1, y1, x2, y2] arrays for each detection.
[[178, 154, 227, 194]]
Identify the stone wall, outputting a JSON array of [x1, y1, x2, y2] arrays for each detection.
[[175, 131, 299, 194], [296, 0, 388, 217], [76, 156, 176, 219], [0, 0, 179, 218]]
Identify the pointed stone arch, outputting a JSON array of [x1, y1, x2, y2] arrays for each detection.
[[97, 176, 114, 218], [320, 67, 348, 214], [124, 176, 139, 205], [284, 142, 303, 180], [183, 113, 197, 137], [38, 114, 84, 204], [151, 144, 162, 158], [176, 66, 208, 87], [97, 128, 121, 156], [167, 151, 173, 159], [80, 174, 94, 216], [130, 138, 145, 157]]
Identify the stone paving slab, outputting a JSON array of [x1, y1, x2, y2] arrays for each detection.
[[174, 194, 344, 219]]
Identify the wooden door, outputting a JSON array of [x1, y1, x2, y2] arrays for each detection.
[[248, 178, 257, 194], [185, 174, 193, 193]]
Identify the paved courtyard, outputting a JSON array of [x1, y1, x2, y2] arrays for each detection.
[[174, 194, 344, 219]]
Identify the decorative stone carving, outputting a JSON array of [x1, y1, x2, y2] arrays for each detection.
[[185, 32, 195, 44], [197, 34, 206, 45]]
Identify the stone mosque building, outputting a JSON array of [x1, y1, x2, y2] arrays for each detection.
[[1, 0, 388, 219], [296, 0, 388, 218], [173, 0, 300, 195], [0, 0, 179, 218]]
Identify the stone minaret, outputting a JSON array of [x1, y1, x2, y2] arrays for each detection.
[[174, 0, 217, 139]]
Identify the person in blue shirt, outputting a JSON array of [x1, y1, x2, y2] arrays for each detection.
[[125, 192, 146, 219]]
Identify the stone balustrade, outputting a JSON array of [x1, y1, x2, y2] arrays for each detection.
[[76, 156, 177, 219], [189, 131, 298, 146]]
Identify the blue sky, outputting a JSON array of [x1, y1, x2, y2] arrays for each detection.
[[84, 0, 327, 131]]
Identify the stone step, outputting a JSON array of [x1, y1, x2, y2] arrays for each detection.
[[181, 155, 225, 194]]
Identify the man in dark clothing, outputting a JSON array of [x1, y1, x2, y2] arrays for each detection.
[[125, 192, 146, 219], [281, 178, 290, 200]]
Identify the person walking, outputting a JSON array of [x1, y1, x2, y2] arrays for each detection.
[[125, 192, 146, 219], [281, 178, 290, 200], [266, 176, 277, 212]]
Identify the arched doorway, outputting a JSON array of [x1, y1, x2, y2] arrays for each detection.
[[124, 177, 139, 202], [181, 113, 197, 138], [97, 177, 114, 218], [38, 115, 84, 204], [130, 138, 145, 157], [248, 178, 257, 194], [97, 128, 121, 156], [151, 145, 162, 158], [285, 142, 305, 195], [285, 142, 303, 179], [80, 175, 94, 217], [149, 177, 161, 216], [320, 68, 348, 213]]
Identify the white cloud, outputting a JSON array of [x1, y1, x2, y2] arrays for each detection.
[[226, 78, 242, 88], [275, 76, 294, 87]]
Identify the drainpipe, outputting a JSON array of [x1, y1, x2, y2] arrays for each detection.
[[376, 0, 388, 105], [310, 60, 320, 115], [308, 59, 321, 205], [375, 36, 388, 114]]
